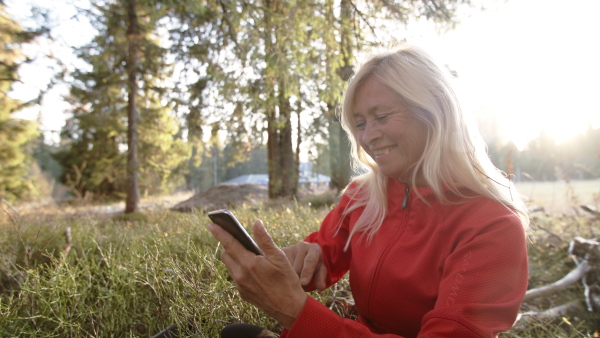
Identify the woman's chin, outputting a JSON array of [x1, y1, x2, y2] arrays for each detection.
[[377, 168, 405, 181]]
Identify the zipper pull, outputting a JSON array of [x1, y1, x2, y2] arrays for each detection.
[[402, 186, 410, 209]]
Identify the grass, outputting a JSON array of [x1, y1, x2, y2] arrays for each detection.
[[1, 185, 599, 337], [0, 203, 333, 337]]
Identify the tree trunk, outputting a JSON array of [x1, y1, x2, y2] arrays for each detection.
[[327, 0, 354, 191], [294, 94, 302, 197], [278, 78, 296, 197], [263, 0, 296, 199], [266, 106, 280, 198], [327, 108, 352, 191], [125, 0, 140, 213], [266, 78, 296, 199]]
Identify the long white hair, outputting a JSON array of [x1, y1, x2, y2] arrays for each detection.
[[339, 45, 529, 244]]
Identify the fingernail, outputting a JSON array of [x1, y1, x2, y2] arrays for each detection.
[[255, 220, 265, 233]]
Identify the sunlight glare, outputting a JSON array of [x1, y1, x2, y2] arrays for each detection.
[[408, 0, 600, 150]]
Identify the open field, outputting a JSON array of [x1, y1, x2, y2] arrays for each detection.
[[516, 179, 600, 215]]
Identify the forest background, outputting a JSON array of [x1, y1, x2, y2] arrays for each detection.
[[1, 0, 599, 210], [1, 0, 600, 336]]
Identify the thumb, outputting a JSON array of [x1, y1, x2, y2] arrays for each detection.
[[253, 220, 282, 257]]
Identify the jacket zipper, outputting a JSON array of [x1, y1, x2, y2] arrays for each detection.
[[365, 184, 411, 320], [402, 186, 410, 209]]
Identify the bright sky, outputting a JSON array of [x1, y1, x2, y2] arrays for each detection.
[[410, 0, 600, 149], [7, 0, 600, 149]]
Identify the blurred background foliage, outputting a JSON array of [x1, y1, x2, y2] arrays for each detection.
[[2, 0, 597, 206]]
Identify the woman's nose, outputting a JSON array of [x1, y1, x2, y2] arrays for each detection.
[[361, 122, 381, 144]]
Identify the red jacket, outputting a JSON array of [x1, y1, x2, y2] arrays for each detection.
[[281, 178, 528, 338]]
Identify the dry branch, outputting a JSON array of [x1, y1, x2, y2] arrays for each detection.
[[515, 300, 581, 327], [569, 237, 600, 263], [1, 198, 21, 225], [523, 260, 592, 302], [53, 226, 73, 280], [581, 204, 600, 218], [63, 226, 72, 258]]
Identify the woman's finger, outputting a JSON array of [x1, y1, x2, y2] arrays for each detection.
[[300, 244, 322, 285], [282, 246, 300, 275], [291, 245, 307, 276], [314, 264, 328, 291], [220, 249, 243, 282], [252, 220, 281, 258], [208, 223, 246, 263]]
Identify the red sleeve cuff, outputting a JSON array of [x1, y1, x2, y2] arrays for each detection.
[[283, 296, 345, 337]]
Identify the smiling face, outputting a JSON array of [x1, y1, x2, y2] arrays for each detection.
[[353, 76, 429, 185]]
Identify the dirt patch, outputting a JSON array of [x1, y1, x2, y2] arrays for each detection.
[[171, 183, 269, 213]]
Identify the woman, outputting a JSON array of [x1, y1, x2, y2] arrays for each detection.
[[209, 44, 529, 338]]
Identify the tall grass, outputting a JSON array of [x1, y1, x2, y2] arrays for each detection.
[[1, 194, 599, 337], [0, 204, 334, 337]]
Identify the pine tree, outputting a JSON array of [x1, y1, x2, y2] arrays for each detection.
[[56, 0, 190, 202], [0, 4, 40, 202]]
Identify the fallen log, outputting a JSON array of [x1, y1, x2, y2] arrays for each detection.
[[515, 236, 599, 328]]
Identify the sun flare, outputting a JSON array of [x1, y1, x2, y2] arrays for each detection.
[[411, 0, 600, 151]]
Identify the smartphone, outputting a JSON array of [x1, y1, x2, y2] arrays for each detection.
[[208, 209, 264, 256]]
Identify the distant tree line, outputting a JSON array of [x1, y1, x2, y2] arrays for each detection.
[[486, 128, 600, 182]]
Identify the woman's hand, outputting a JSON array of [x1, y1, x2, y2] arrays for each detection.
[[282, 241, 328, 291], [208, 220, 307, 329]]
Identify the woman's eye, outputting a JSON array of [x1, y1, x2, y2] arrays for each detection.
[[355, 122, 366, 129], [376, 114, 390, 121]]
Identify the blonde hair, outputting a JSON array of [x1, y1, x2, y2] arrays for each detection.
[[339, 45, 529, 245]]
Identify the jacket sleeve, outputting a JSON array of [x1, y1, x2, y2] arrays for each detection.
[[417, 208, 529, 337], [280, 297, 403, 338]]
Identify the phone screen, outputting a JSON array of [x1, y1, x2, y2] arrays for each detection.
[[208, 209, 264, 256]]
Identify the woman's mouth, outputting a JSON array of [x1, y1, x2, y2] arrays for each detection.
[[373, 146, 396, 157]]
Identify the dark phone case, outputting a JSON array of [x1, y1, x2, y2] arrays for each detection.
[[208, 209, 264, 256]]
